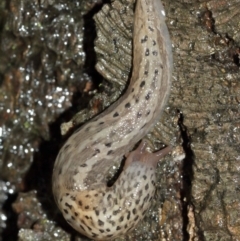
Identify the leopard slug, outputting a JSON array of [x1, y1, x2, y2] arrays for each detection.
[[52, 0, 172, 240]]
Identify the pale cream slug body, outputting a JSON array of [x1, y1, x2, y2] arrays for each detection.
[[52, 0, 172, 240]]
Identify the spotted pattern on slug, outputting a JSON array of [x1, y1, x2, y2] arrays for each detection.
[[52, 0, 172, 240], [59, 161, 156, 239]]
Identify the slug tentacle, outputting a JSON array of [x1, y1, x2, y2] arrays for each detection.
[[125, 141, 172, 169], [52, 0, 172, 239]]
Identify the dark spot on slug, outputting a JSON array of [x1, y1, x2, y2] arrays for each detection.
[[113, 209, 121, 215], [92, 149, 100, 156], [142, 209, 148, 216], [140, 81, 145, 88], [154, 69, 159, 74], [135, 199, 140, 205], [107, 150, 113, 155], [107, 194, 112, 201], [132, 208, 137, 215], [81, 219, 86, 225], [80, 224, 85, 231], [145, 183, 149, 190], [105, 142, 112, 147], [65, 202, 72, 209], [116, 226, 121, 230], [85, 205, 89, 209], [103, 207, 107, 214], [74, 212, 78, 217], [98, 219, 104, 226], [107, 234, 113, 238], [135, 97, 139, 103], [113, 112, 119, 117], [66, 193, 69, 196], [152, 51, 158, 56], [85, 215, 89, 219], [94, 193, 99, 197], [144, 193, 150, 202], [134, 215, 139, 221], [99, 121, 104, 125], [127, 186, 132, 193], [106, 228, 110, 232], [148, 26, 154, 32], [119, 216, 124, 222], [131, 88, 134, 92], [144, 70, 148, 75], [141, 35, 148, 43], [146, 110, 151, 116], [127, 226, 133, 231], [137, 112, 142, 118], [127, 211, 131, 220], [85, 127, 90, 132], [95, 210, 100, 216], [71, 215, 75, 220], [143, 175, 147, 180], [134, 182, 139, 188], [63, 209, 68, 214], [145, 92, 151, 100], [145, 48, 149, 56], [99, 229, 104, 233], [86, 225, 92, 231], [152, 40, 156, 46], [80, 163, 87, 167], [108, 220, 115, 226], [73, 170, 79, 175], [125, 102, 131, 108]]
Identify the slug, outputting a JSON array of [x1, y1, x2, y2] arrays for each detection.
[[52, 0, 172, 240]]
